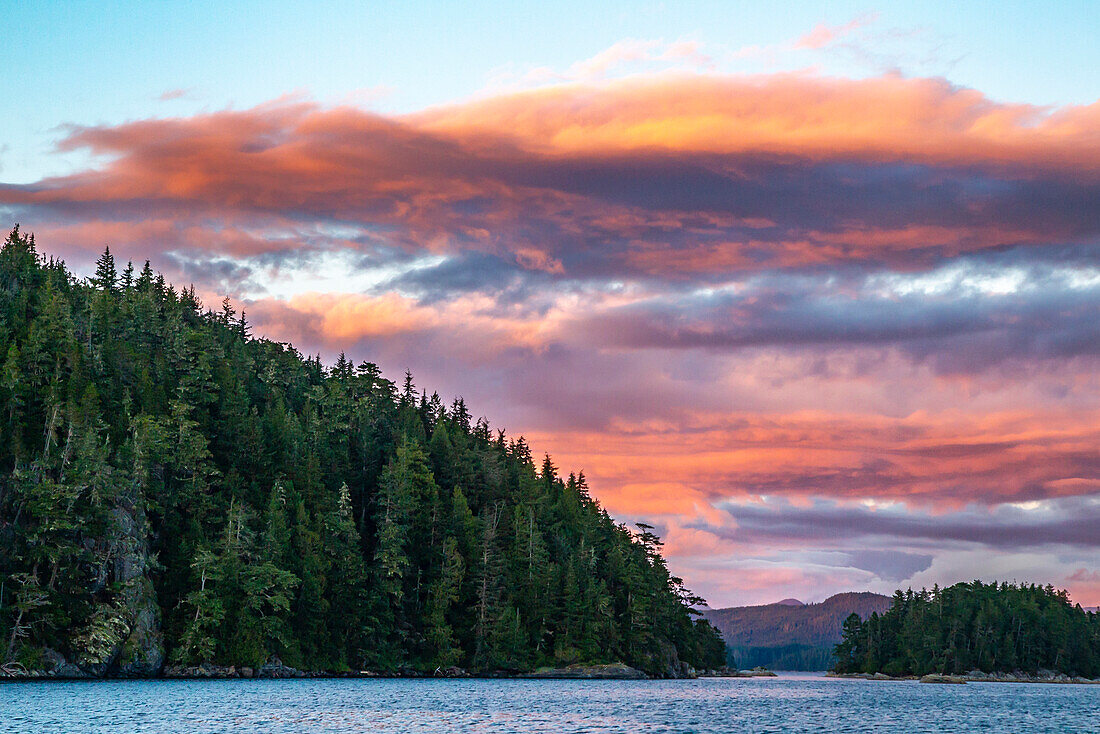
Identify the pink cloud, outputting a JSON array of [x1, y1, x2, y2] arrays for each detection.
[[4, 69, 1100, 607], [794, 15, 877, 50]]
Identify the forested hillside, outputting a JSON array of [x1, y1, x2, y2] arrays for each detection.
[[833, 581, 1100, 677], [0, 227, 725, 677], [704, 592, 890, 670]]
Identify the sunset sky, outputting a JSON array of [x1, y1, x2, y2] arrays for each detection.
[[3, 0, 1099, 607]]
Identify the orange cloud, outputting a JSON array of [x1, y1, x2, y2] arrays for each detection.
[[245, 290, 573, 358], [4, 69, 1099, 609], [526, 409, 1100, 515], [415, 73, 1100, 169], [7, 71, 1100, 281]]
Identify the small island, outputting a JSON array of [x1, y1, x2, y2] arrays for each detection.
[[830, 581, 1100, 683]]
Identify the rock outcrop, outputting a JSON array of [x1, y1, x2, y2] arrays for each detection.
[[257, 657, 307, 678], [524, 663, 648, 679], [829, 670, 1100, 684], [963, 669, 1099, 684], [920, 674, 967, 684], [164, 664, 247, 678], [629, 638, 700, 678], [698, 666, 777, 677], [0, 648, 89, 679], [107, 491, 165, 677]]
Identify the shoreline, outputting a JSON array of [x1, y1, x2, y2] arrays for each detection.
[[0, 661, 779, 683], [827, 671, 1100, 685], [5, 661, 1095, 684]]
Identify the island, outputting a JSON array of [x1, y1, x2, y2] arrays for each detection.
[[830, 581, 1100, 683]]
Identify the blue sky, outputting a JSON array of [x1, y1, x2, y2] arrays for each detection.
[[3, 0, 1099, 183]]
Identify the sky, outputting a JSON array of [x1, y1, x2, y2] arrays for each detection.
[[2, 0, 1100, 608]]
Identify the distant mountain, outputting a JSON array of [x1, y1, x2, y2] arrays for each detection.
[[702, 592, 892, 670]]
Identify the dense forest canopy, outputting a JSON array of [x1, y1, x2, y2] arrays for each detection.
[[0, 227, 726, 676], [833, 581, 1100, 677]]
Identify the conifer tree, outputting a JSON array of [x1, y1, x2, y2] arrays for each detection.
[[121, 261, 135, 290], [0, 228, 732, 676], [91, 246, 118, 293], [175, 547, 224, 664], [323, 483, 369, 668]]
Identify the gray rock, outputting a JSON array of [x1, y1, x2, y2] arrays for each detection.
[[115, 578, 165, 676], [433, 665, 467, 677], [55, 662, 90, 679], [701, 667, 764, 677], [525, 663, 647, 679], [108, 498, 165, 677], [921, 674, 967, 684], [631, 638, 684, 678], [735, 667, 778, 677], [258, 657, 304, 679], [163, 663, 241, 679], [39, 651, 66, 673]]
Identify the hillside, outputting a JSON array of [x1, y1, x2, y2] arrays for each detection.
[[704, 592, 891, 670], [0, 229, 726, 678]]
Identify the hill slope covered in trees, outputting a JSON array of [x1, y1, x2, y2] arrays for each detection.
[[833, 581, 1100, 677], [0, 228, 725, 677], [703, 592, 891, 670]]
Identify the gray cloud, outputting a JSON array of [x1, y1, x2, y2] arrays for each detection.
[[708, 497, 1100, 550], [843, 550, 934, 581]]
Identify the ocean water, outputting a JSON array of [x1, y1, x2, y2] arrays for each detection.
[[2, 673, 1097, 733]]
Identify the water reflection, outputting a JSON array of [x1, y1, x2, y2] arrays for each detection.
[[2, 676, 1097, 733]]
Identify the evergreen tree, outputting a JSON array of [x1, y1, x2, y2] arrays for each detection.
[[833, 581, 1100, 677], [0, 228, 729, 676], [90, 246, 118, 293]]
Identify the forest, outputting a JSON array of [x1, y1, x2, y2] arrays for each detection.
[[832, 581, 1100, 677], [0, 227, 726, 677]]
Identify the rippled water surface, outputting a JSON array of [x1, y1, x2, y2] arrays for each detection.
[[3, 673, 1098, 733]]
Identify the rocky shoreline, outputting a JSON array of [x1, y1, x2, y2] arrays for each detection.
[[703, 666, 778, 678], [827, 670, 1100, 685], [0, 655, 774, 682]]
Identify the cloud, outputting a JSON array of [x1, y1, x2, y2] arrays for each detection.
[[711, 496, 1100, 550], [525, 408, 1100, 514], [486, 38, 714, 89], [3, 74, 1099, 315], [416, 73, 1100, 168], [158, 88, 194, 102], [842, 550, 934, 581], [4, 69, 1100, 608], [663, 502, 1100, 607], [1066, 568, 1100, 608], [563, 257, 1100, 373], [794, 15, 878, 50]]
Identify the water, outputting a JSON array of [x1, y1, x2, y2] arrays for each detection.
[[2, 673, 1097, 733]]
